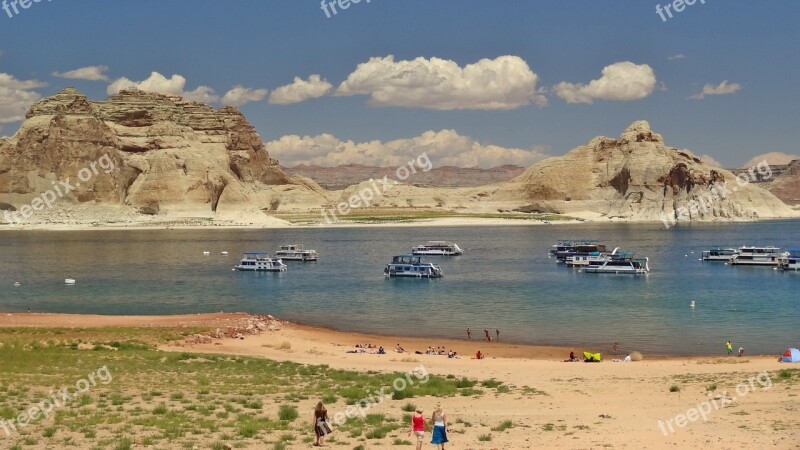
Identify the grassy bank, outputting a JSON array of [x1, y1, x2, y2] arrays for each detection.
[[0, 327, 510, 449]]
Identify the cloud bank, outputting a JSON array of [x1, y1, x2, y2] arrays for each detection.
[[266, 130, 548, 169], [336, 55, 547, 110]]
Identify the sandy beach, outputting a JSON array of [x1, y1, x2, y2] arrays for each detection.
[[1, 312, 796, 449]]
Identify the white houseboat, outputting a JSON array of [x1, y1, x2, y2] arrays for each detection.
[[730, 246, 788, 266], [384, 255, 443, 278], [412, 241, 463, 256], [565, 248, 619, 267], [701, 247, 739, 261], [275, 244, 318, 261], [234, 252, 287, 272], [583, 256, 649, 274]]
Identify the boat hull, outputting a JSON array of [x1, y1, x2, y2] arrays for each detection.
[[730, 259, 782, 266], [411, 250, 461, 256], [235, 265, 287, 272], [385, 271, 442, 278]]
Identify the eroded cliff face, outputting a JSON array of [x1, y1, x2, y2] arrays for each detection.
[[493, 121, 796, 221], [766, 159, 800, 205], [0, 88, 324, 219]]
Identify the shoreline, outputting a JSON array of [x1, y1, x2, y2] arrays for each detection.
[[2, 215, 798, 231], [0, 311, 776, 360]]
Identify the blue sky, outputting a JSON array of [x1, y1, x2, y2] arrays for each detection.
[[1, 0, 798, 168]]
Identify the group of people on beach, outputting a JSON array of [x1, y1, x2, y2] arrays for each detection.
[[466, 327, 499, 342], [313, 401, 449, 449]]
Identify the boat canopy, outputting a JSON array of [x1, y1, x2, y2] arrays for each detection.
[[391, 255, 423, 264]]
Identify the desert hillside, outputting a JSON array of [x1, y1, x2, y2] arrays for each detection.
[[0, 88, 329, 225], [491, 121, 796, 222], [0, 90, 795, 226], [283, 164, 524, 190]]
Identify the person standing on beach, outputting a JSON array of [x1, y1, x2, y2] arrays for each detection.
[[726, 340, 733, 355], [466, 327, 471, 340], [484, 329, 490, 342], [313, 401, 331, 447], [495, 329, 500, 341], [409, 407, 427, 450], [430, 403, 449, 449]]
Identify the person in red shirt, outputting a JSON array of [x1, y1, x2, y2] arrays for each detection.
[[409, 407, 427, 450]]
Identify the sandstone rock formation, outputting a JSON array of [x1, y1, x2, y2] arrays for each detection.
[[765, 159, 800, 205], [0, 88, 328, 223], [493, 121, 796, 222]]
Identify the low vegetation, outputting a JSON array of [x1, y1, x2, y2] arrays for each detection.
[[0, 326, 508, 449]]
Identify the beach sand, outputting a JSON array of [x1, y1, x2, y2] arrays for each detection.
[[1, 312, 796, 449]]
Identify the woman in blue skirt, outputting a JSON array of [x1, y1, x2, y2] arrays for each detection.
[[430, 403, 448, 449]]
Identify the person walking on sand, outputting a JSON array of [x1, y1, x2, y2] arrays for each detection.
[[313, 401, 331, 446], [430, 403, 449, 449], [466, 327, 471, 340], [409, 407, 427, 450], [726, 340, 733, 356]]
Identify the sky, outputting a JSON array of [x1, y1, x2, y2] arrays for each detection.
[[1, 0, 799, 168]]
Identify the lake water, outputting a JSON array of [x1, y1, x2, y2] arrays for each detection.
[[1, 221, 798, 355]]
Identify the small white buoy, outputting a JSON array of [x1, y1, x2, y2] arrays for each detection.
[[690, 300, 696, 308]]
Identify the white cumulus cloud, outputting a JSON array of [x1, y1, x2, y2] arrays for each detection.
[[335, 55, 547, 110], [269, 74, 332, 105], [266, 130, 548, 169], [222, 86, 269, 106], [0, 73, 47, 123], [107, 71, 219, 103], [689, 80, 742, 100], [554, 61, 657, 104], [52, 65, 109, 81]]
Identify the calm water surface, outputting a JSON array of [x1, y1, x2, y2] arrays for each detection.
[[1, 221, 798, 354]]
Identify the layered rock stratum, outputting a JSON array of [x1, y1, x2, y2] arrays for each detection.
[[0, 88, 329, 225], [0, 89, 794, 226], [765, 159, 800, 205], [492, 121, 796, 222]]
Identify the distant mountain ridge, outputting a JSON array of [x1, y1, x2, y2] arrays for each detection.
[[282, 164, 525, 190]]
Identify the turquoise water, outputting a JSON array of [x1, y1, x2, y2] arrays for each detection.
[[1, 221, 798, 355]]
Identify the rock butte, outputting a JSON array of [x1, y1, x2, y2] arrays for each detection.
[[0, 89, 796, 225]]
